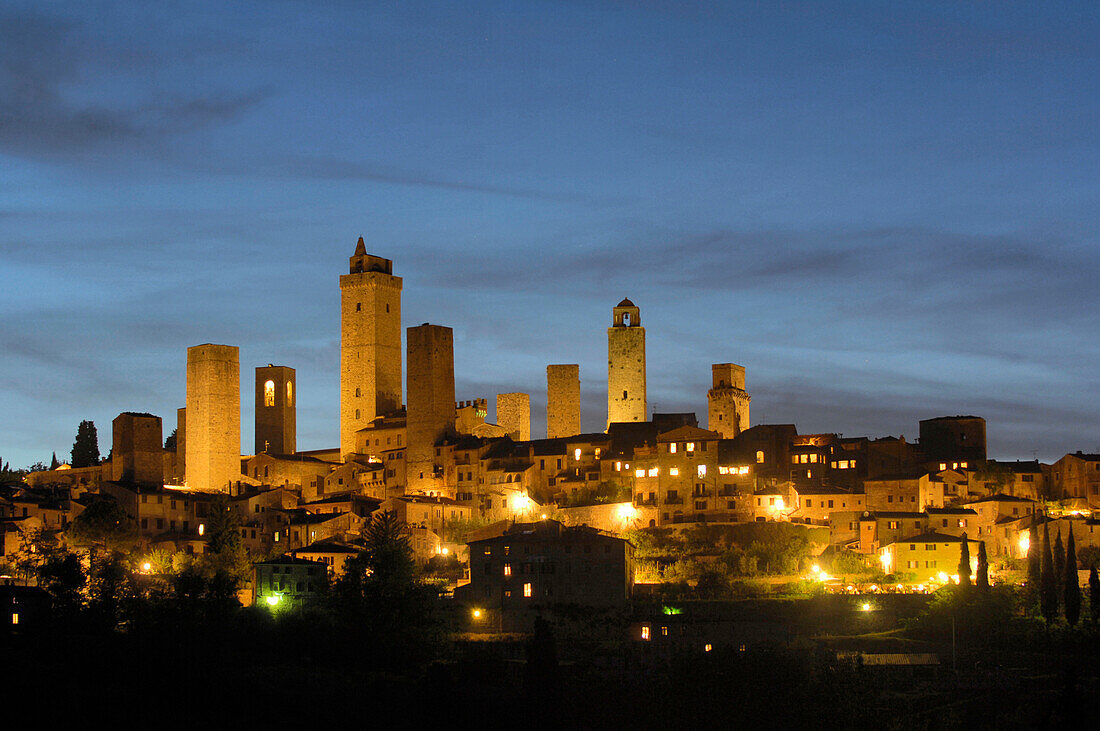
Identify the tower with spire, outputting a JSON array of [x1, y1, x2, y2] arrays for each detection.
[[339, 236, 403, 458], [607, 297, 647, 427]]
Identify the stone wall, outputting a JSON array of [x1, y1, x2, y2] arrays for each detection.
[[546, 364, 581, 438], [496, 392, 530, 441], [255, 364, 296, 455], [186, 343, 240, 492], [406, 324, 456, 494]]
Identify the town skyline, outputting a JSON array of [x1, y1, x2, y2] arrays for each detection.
[[2, 2, 1098, 467]]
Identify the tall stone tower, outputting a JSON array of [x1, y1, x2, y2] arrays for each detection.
[[340, 237, 403, 458], [406, 324, 456, 494], [546, 364, 581, 438], [111, 412, 163, 485], [174, 407, 187, 483], [497, 392, 530, 441], [607, 298, 646, 427], [707, 363, 751, 438], [255, 365, 296, 455], [185, 344, 240, 492]]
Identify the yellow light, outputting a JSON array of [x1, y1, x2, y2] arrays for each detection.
[[880, 552, 892, 573], [704, 643, 712, 652], [1018, 532, 1030, 554], [811, 564, 821, 574], [951, 574, 960, 584], [441, 547, 449, 555], [617, 503, 637, 522], [472, 609, 483, 619], [869, 585, 878, 592], [142, 562, 152, 572], [574, 448, 582, 461], [861, 603, 871, 612], [540, 513, 548, 520], [265, 595, 280, 607], [198, 523, 205, 536], [938, 572, 949, 584], [774, 498, 785, 511]]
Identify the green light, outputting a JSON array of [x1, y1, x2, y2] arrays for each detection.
[[266, 595, 280, 607], [662, 606, 682, 615]]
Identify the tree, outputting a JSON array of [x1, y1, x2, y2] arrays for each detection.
[[1027, 523, 1041, 605], [975, 540, 990, 592], [203, 493, 251, 587], [1089, 565, 1100, 625], [1040, 521, 1058, 624], [71, 420, 100, 468], [957, 534, 972, 589], [164, 428, 178, 451], [1064, 528, 1081, 627], [1053, 530, 1066, 589], [67, 498, 139, 555], [50, 452, 60, 470]]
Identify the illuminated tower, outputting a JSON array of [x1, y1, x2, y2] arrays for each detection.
[[255, 365, 296, 455], [111, 412, 163, 485], [497, 392, 530, 441], [546, 364, 580, 438], [607, 298, 646, 427], [406, 323, 456, 494], [340, 237, 403, 458], [707, 363, 751, 438], [185, 343, 240, 492]]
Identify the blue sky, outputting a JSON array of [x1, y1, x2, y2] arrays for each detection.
[[1, 1, 1097, 468]]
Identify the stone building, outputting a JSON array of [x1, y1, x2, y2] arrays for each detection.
[[546, 364, 580, 438], [185, 344, 241, 492], [496, 392, 530, 441], [111, 412, 163, 485], [340, 238, 403, 457], [607, 299, 646, 427], [405, 323, 457, 495], [1051, 452, 1100, 505], [918, 415, 987, 466], [255, 365, 296, 455], [707, 363, 750, 438]]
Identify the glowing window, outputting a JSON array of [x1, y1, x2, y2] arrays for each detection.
[[670, 443, 677, 454], [647, 468, 658, 477], [641, 625, 651, 641], [264, 380, 275, 407], [574, 448, 582, 461], [960, 462, 968, 469], [809, 454, 818, 463], [503, 563, 511, 576], [738, 466, 750, 475], [939, 463, 947, 471], [615, 461, 622, 471], [286, 381, 293, 406], [11, 613, 18, 625], [523, 583, 532, 598], [792, 456, 799, 465], [686, 443, 695, 452], [697, 465, 707, 478], [756, 451, 764, 464], [635, 469, 646, 478], [669, 468, 679, 476]]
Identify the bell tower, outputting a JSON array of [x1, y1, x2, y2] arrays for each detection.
[[607, 298, 647, 427], [340, 236, 403, 458]]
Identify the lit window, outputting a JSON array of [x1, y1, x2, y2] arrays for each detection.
[[641, 625, 651, 641], [939, 463, 947, 471], [647, 468, 658, 477], [669, 468, 679, 477], [686, 443, 695, 452], [615, 461, 622, 471], [704, 644, 712, 652], [670, 443, 677, 454], [792, 456, 799, 465], [635, 469, 646, 478], [198, 523, 205, 536], [503, 563, 511, 576], [809, 454, 818, 464], [523, 583, 532, 598], [595, 448, 601, 458], [11, 613, 18, 625], [264, 380, 275, 407], [286, 381, 293, 406], [960, 462, 968, 469], [756, 451, 764, 464], [738, 466, 749, 475], [697, 465, 707, 478]]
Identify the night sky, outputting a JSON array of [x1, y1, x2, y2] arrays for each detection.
[[2, 2, 1097, 469]]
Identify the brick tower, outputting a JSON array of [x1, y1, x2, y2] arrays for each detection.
[[707, 363, 751, 438], [185, 344, 240, 492], [607, 298, 646, 428], [255, 365, 296, 455], [340, 237, 403, 458]]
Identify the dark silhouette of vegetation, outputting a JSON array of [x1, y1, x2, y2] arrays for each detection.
[[164, 427, 177, 451], [1064, 528, 1081, 626], [1040, 521, 1058, 624], [50, 452, 60, 470], [202, 493, 252, 590], [70, 419, 100, 467], [1053, 529, 1065, 588], [524, 616, 561, 706], [1026, 523, 1041, 607], [1090, 565, 1100, 625], [957, 533, 972, 589], [975, 539, 989, 592], [67, 498, 139, 556]]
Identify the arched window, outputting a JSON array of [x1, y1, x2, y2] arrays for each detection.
[[286, 381, 293, 406], [264, 380, 275, 407]]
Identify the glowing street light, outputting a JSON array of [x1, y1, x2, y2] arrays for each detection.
[[472, 608, 483, 620], [1018, 532, 1030, 555], [265, 594, 280, 607], [861, 603, 871, 612]]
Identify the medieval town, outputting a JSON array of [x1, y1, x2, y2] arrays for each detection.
[[3, 236, 1099, 724]]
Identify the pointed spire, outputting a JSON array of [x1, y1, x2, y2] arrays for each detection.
[[354, 236, 366, 256]]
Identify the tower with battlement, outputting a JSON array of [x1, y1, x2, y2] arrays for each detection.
[[707, 363, 751, 438], [256, 364, 296, 455], [607, 298, 646, 427], [340, 236, 403, 457], [547, 364, 580, 438]]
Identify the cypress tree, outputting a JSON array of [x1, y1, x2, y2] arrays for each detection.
[[976, 540, 990, 592], [1053, 530, 1065, 589], [1040, 521, 1058, 624], [957, 533, 972, 588], [1089, 565, 1100, 625], [70, 420, 100, 468], [1026, 523, 1041, 607], [1064, 528, 1081, 627], [49, 452, 59, 470]]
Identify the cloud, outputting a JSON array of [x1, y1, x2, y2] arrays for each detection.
[[0, 7, 266, 159]]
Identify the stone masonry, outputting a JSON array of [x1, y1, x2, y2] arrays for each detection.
[[497, 392, 530, 441], [707, 363, 751, 438], [406, 323, 456, 495], [185, 343, 240, 492], [547, 364, 581, 438], [607, 298, 646, 427], [111, 412, 163, 485], [255, 364, 296, 455]]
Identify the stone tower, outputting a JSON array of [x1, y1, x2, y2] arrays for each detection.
[[185, 344, 240, 492], [255, 365, 296, 455], [497, 392, 530, 441], [340, 237, 403, 458], [174, 407, 186, 483], [607, 298, 646, 428], [546, 364, 580, 438], [707, 363, 751, 438], [111, 412, 163, 485], [406, 324, 456, 495]]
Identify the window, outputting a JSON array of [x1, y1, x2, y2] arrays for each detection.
[[286, 381, 293, 405], [503, 563, 511, 576], [641, 625, 651, 641], [670, 443, 677, 454], [697, 465, 706, 478], [805, 499, 812, 507], [355, 302, 361, 311], [264, 380, 275, 407], [756, 451, 764, 464], [523, 583, 533, 598], [669, 467, 679, 476], [686, 443, 695, 453], [635, 468, 646, 478], [647, 467, 658, 477]]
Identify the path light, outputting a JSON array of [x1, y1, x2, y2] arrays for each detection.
[[472, 608, 483, 620]]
